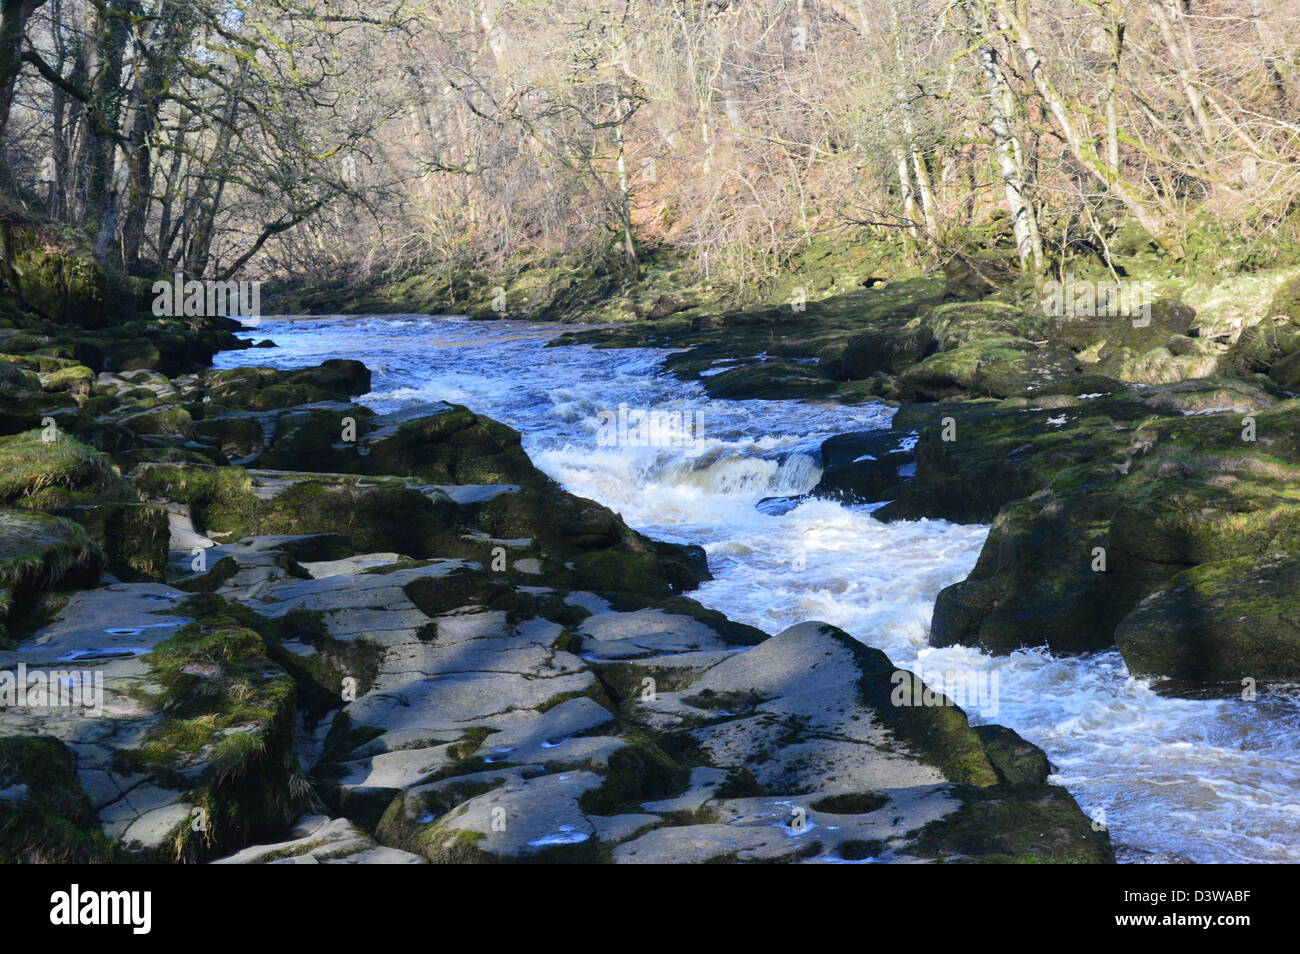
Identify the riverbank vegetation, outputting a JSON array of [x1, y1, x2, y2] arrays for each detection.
[[0, 0, 1296, 322]]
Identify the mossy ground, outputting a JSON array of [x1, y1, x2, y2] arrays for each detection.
[[0, 735, 117, 863]]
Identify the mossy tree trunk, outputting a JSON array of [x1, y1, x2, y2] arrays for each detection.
[[0, 0, 47, 149], [83, 0, 135, 263]]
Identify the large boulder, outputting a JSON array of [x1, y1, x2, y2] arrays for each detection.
[[700, 361, 839, 400], [811, 427, 918, 503], [0, 509, 104, 647], [1115, 552, 1300, 682], [839, 325, 934, 379], [0, 429, 135, 509], [921, 387, 1300, 674]]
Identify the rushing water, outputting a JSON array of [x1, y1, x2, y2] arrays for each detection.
[[216, 314, 1300, 864]]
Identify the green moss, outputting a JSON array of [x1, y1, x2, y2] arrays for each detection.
[[132, 463, 254, 536], [445, 726, 495, 761], [569, 549, 672, 598], [52, 501, 168, 580], [0, 430, 132, 507], [845, 631, 1000, 787], [1115, 552, 1300, 681], [972, 724, 1051, 786], [809, 791, 890, 815], [911, 784, 1114, 864], [577, 735, 686, 816], [0, 735, 117, 863], [42, 364, 94, 392], [374, 776, 510, 852], [116, 615, 302, 861], [536, 689, 589, 713], [550, 629, 584, 654], [410, 824, 495, 864], [0, 509, 102, 592]]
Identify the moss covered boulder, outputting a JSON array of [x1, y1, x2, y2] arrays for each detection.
[[52, 502, 169, 581], [201, 360, 371, 412], [0, 358, 41, 392], [1115, 552, 1300, 682], [134, 464, 466, 556], [357, 404, 543, 486], [116, 617, 302, 861], [924, 390, 1300, 671], [0, 429, 134, 508], [700, 361, 839, 400], [0, 510, 103, 647], [0, 389, 81, 437]]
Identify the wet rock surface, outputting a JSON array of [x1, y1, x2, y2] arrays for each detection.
[[0, 349, 1108, 863]]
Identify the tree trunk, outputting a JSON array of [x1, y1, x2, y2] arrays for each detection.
[[612, 86, 638, 274], [988, 0, 1179, 257], [83, 0, 135, 263], [977, 41, 1042, 271], [0, 0, 46, 148], [121, 6, 192, 266]]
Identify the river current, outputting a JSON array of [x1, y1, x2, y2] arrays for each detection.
[[215, 314, 1300, 863]]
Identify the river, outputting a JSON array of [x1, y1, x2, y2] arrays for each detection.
[[215, 314, 1300, 864]]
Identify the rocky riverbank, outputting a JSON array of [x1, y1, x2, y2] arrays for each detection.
[[552, 264, 1300, 692], [0, 330, 1111, 863]]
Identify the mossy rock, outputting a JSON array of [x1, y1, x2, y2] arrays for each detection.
[[925, 300, 1049, 349], [474, 484, 707, 596], [0, 389, 81, 437], [133, 464, 465, 556], [836, 324, 935, 379], [0, 735, 116, 863], [203, 360, 371, 411], [911, 784, 1113, 863], [108, 339, 163, 372], [1268, 347, 1300, 390], [122, 618, 303, 862], [0, 359, 41, 392], [701, 361, 839, 400], [846, 633, 1000, 788], [0, 429, 134, 507], [52, 501, 169, 581], [41, 364, 94, 394], [972, 724, 1051, 786], [1115, 552, 1300, 681], [897, 336, 1081, 402], [920, 393, 1300, 666], [359, 405, 543, 486], [1266, 274, 1300, 324], [929, 489, 1166, 655], [401, 566, 525, 618], [115, 404, 194, 438], [190, 414, 266, 462], [252, 404, 373, 472], [73, 421, 145, 455], [0, 509, 103, 646], [5, 224, 112, 328]]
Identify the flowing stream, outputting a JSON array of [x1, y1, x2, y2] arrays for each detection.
[[216, 314, 1300, 864]]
